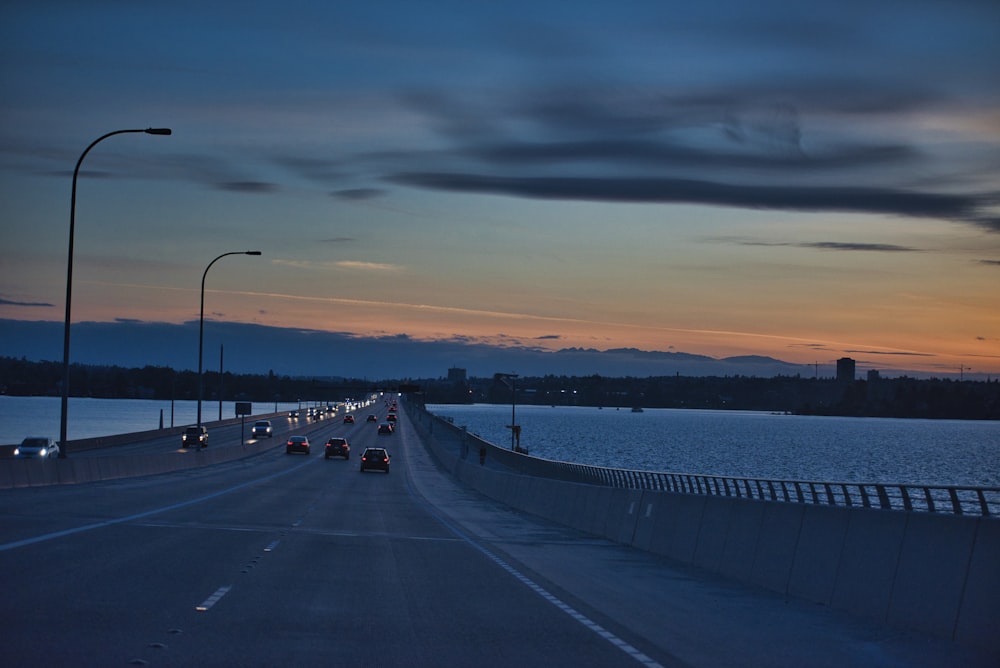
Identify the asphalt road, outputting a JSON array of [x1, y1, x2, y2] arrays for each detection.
[[68, 409, 322, 458], [1, 404, 992, 667]]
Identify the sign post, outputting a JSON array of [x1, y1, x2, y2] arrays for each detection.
[[235, 402, 252, 445]]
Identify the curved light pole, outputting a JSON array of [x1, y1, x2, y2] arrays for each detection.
[[59, 128, 172, 457], [197, 251, 262, 431]]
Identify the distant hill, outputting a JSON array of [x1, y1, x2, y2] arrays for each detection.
[[1, 317, 813, 379]]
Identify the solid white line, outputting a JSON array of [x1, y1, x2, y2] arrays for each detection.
[[402, 459, 664, 667], [449, 522, 663, 667]]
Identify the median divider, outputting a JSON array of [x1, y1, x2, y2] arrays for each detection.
[[0, 412, 292, 489]]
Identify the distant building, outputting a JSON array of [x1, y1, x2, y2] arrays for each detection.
[[447, 367, 467, 384], [837, 357, 856, 384], [867, 369, 881, 383]]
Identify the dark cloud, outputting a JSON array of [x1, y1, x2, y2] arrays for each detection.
[[331, 188, 385, 200], [980, 259, 1000, 266], [460, 138, 917, 172], [843, 349, 936, 358], [381, 84, 1000, 232], [215, 181, 279, 194], [388, 172, 984, 223], [740, 241, 921, 252], [271, 155, 347, 182], [0, 297, 54, 307]]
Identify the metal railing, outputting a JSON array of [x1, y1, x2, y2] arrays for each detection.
[[426, 409, 1000, 517]]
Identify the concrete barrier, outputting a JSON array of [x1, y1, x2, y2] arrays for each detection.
[[888, 513, 979, 638], [955, 518, 1000, 651], [785, 504, 846, 602], [749, 501, 804, 595], [831, 510, 908, 623], [606, 489, 644, 544], [412, 407, 999, 657], [0, 410, 293, 489], [717, 496, 765, 583]]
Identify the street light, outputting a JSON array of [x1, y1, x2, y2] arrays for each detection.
[[495, 373, 520, 451], [197, 251, 262, 431], [59, 128, 172, 457]]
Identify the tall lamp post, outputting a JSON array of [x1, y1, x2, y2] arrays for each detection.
[[495, 373, 519, 451], [60, 128, 172, 457], [197, 251, 262, 430]]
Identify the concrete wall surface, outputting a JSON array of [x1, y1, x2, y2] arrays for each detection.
[[415, 408, 999, 656]]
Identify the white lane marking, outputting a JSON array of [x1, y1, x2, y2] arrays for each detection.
[[264, 539, 281, 552], [466, 537, 664, 668], [196, 586, 232, 612], [0, 458, 315, 553], [403, 469, 664, 667]]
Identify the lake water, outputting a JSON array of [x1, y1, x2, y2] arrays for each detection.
[[427, 404, 1000, 487], [0, 395, 302, 445], [3, 396, 996, 487]]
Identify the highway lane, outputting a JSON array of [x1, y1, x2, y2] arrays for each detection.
[[3, 402, 989, 667], [0, 406, 665, 667]]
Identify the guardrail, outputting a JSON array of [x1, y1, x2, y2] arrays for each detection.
[[428, 410, 1000, 517]]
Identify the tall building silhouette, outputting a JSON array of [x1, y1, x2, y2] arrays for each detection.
[[837, 357, 856, 384]]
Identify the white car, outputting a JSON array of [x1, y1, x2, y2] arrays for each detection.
[[252, 420, 273, 438], [14, 437, 60, 459]]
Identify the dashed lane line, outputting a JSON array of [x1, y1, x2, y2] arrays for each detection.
[[0, 458, 315, 553]]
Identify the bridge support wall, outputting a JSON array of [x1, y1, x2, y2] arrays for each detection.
[[415, 408, 999, 656]]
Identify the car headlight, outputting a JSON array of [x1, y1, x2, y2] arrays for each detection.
[[13, 448, 20, 456], [39, 448, 47, 456]]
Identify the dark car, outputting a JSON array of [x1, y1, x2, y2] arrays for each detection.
[[377, 423, 394, 435], [14, 437, 60, 459], [286, 435, 310, 455], [360, 447, 390, 473], [343, 414, 355, 424], [386, 413, 397, 424], [366, 414, 377, 422], [325, 437, 350, 459], [252, 420, 273, 438], [182, 426, 208, 448]]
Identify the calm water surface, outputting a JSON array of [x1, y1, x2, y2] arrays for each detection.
[[428, 404, 1000, 487]]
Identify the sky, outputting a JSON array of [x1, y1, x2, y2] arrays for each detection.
[[1, 0, 999, 380]]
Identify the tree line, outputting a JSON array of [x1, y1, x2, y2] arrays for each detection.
[[419, 372, 1000, 420], [3, 356, 998, 420]]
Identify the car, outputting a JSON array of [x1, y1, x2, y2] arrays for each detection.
[[377, 423, 394, 435], [289, 410, 299, 419], [366, 414, 377, 422], [386, 413, 397, 424], [14, 437, 59, 459], [252, 420, 273, 438], [343, 414, 355, 424], [182, 426, 208, 448], [325, 437, 350, 459], [360, 447, 390, 473], [286, 435, 310, 455]]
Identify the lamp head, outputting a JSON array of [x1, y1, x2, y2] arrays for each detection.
[[145, 128, 172, 135], [246, 251, 262, 256]]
